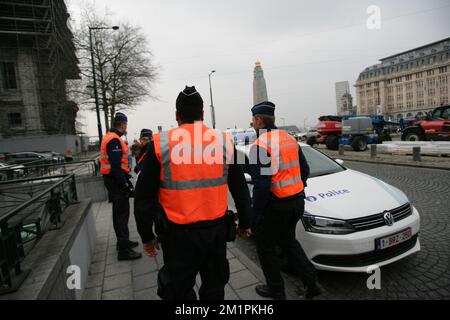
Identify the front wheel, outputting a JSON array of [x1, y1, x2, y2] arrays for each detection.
[[352, 136, 368, 152], [307, 136, 316, 147]]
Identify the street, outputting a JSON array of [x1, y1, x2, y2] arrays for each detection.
[[235, 161, 450, 299]]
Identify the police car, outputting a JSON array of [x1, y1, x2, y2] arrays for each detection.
[[232, 143, 421, 272]]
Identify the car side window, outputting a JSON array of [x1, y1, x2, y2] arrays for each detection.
[[441, 108, 450, 120]]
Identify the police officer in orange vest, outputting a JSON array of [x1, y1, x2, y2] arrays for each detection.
[[250, 101, 321, 300], [134, 129, 153, 174], [100, 112, 142, 261], [134, 86, 252, 300]]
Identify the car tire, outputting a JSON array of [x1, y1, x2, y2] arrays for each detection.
[[325, 136, 339, 150], [307, 136, 316, 147], [352, 136, 368, 152]]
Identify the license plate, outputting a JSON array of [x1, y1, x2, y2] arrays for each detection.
[[376, 228, 412, 250]]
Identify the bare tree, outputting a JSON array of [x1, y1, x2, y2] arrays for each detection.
[[70, 5, 158, 132]]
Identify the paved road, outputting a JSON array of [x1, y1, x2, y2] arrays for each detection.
[[235, 161, 450, 300]]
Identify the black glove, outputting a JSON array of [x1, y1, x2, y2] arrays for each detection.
[[126, 181, 135, 198]]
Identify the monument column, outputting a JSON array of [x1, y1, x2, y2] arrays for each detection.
[[253, 60, 269, 105]]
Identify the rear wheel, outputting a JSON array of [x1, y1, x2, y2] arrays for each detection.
[[307, 136, 316, 147], [352, 136, 368, 152], [404, 130, 424, 142], [325, 136, 339, 150]]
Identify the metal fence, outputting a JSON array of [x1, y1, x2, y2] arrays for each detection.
[[0, 158, 100, 182], [0, 174, 78, 295]]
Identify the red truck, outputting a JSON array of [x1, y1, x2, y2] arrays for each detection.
[[401, 106, 450, 141], [307, 116, 343, 150]]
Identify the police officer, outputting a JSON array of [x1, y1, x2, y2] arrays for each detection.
[[134, 129, 153, 174], [249, 101, 321, 300], [134, 86, 252, 300], [100, 112, 142, 261]]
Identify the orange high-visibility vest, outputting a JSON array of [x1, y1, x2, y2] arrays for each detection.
[[100, 131, 131, 175], [154, 123, 234, 225], [255, 129, 304, 198]]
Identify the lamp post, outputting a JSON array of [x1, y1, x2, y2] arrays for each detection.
[[303, 117, 308, 131], [280, 117, 286, 127], [209, 70, 216, 129], [89, 25, 119, 143]]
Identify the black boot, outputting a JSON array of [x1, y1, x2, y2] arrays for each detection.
[[118, 248, 142, 261], [116, 240, 139, 251], [255, 285, 286, 300]]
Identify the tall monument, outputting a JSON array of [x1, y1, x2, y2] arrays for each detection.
[[253, 60, 268, 105]]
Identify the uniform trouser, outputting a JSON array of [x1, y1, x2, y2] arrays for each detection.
[[103, 176, 131, 251], [257, 196, 317, 293], [160, 221, 229, 300]]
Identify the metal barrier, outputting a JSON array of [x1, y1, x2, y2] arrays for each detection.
[[0, 158, 100, 182], [0, 174, 78, 295]]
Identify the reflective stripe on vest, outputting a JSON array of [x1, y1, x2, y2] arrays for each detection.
[[256, 130, 304, 197]]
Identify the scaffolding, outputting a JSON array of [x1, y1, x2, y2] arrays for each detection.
[[0, 0, 80, 137]]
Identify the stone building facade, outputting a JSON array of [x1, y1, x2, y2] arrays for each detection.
[[355, 37, 450, 120], [0, 0, 80, 139]]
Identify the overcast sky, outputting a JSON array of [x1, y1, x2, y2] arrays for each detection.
[[68, 0, 450, 141]]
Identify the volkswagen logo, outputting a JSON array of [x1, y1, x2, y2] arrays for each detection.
[[384, 212, 395, 226]]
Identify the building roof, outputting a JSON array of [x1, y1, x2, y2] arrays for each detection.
[[380, 37, 450, 62], [356, 36, 450, 82]]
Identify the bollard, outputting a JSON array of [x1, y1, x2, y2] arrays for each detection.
[[339, 144, 345, 156], [413, 147, 421, 162], [371, 144, 377, 159]]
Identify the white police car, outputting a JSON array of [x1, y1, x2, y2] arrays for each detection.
[[231, 143, 421, 272]]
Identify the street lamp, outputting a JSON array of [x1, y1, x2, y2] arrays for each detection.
[[209, 70, 216, 129], [280, 117, 286, 127], [89, 25, 119, 143]]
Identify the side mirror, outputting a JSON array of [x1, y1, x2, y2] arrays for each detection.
[[335, 159, 345, 166], [244, 173, 253, 184]]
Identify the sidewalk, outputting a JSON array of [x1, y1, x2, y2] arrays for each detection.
[[82, 201, 300, 300], [317, 145, 450, 170]]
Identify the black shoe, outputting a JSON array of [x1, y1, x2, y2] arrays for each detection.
[[255, 285, 286, 300], [116, 240, 139, 251], [299, 284, 322, 300], [118, 248, 142, 261]]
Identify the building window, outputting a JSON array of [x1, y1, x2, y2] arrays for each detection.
[[7, 113, 22, 128], [427, 70, 435, 76], [405, 75, 412, 81], [439, 66, 448, 74], [0, 62, 18, 90]]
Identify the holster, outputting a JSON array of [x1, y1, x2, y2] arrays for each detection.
[[226, 210, 238, 242]]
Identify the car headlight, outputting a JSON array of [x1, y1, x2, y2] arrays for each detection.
[[302, 213, 355, 235]]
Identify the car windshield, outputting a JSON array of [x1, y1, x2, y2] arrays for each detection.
[[301, 145, 346, 178]]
